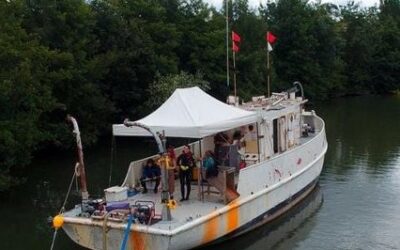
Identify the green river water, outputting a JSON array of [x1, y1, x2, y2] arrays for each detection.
[[1, 95, 400, 250]]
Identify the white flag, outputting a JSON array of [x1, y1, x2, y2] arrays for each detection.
[[268, 42, 273, 52]]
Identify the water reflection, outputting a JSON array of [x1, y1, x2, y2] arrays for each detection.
[[203, 187, 323, 250], [317, 96, 400, 177]]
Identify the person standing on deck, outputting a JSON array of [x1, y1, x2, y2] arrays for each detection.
[[177, 145, 195, 201], [166, 144, 177, 199], [245, 124, 257, 141]]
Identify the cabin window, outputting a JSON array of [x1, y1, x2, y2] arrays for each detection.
[[288, 113, 295, 148], [279, 116, 287, 152], [273, 119, 278, 154]]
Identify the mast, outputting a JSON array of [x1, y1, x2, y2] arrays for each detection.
[[267, 32, 271, 97], [67, 115, 89, 200], [233, 50, 237, 99], [226, 0, 230, 87]]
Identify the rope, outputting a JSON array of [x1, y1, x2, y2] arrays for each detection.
[[74, 163, 80, 177], [49, 230, 58, 250], [49, 169, 77, 250], [75, 175, 79, 192], [108, 136, 116, 187], [60, 169, 77, 214]]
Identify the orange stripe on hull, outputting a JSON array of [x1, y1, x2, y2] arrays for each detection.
[[202, 213, 219, 244], [130, 226, 146, 250], [226, 200, 239, 233]]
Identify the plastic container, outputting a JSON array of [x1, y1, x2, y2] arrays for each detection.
[[105, 202, 130, 212], [104, 186, 128, 202], [127, 188, 139, 197]]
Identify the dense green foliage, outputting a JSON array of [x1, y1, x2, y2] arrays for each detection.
[[146, 71, 210, 111], [0, 0, 399, 190]]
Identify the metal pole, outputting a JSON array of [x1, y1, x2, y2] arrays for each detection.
[[226, 0, 230, 87], [66, 115, 89, 200], [233, 51, 237, 100], [267, 32, 271, 97], [198, 140, 202, 201], [159, 131, 171, 220], [256, 122, 261, 163]]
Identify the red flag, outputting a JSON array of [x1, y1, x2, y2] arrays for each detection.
[[266, 32, 277, 44], [232, 41, 239, 52], [232, 31, 241, 43]]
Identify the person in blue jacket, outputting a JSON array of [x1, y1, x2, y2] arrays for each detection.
[[140, 159, 161, 193], [202, 150, 218, 178]]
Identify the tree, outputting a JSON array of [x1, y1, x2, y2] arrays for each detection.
[[371, 0, 400, 93], [0, 0, 56, 190], [145, 71, 210, 111], [261, 0, 345, 99]]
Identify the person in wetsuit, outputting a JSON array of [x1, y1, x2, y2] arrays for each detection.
[[177, 145, 195, 201]]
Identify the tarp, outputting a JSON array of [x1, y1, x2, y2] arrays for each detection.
[[112, 87, 257, 138]]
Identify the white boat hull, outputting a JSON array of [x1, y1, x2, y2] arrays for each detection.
[[63, 114, 327, 250]]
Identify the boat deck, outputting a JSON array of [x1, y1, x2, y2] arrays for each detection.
[[65, 178, 227, 231], [130, 179, 225, 226]]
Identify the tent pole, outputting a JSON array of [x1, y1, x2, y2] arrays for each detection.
[[256, 122, 261, 163], [198, 140, 203, 201]]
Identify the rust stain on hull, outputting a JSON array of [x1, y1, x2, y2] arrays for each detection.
[[202, 200, 240, 244], [226, 200, 239, 233], [130, 226, 146, 250], [202, 212, 219, 244]]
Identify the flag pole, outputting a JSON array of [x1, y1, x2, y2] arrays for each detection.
[[226, 0, 230, 87], [233, 50, 237, 100], [267, 32, 271, 97]]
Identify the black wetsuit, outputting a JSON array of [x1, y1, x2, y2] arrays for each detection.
[[177, 152, 194, 200]]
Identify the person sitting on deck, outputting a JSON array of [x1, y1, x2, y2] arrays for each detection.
[[140, 159, 161, 194], [177, 145, 195, 201]]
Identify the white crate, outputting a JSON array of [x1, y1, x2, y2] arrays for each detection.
[[104, 186, 128, 202]]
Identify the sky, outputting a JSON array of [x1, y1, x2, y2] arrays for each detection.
[[205, 0, 380, 10]]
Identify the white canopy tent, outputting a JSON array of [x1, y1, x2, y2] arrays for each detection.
[[112, 87, 257, 138]]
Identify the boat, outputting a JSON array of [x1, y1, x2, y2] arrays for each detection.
[[54, 83, 328, 250]]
